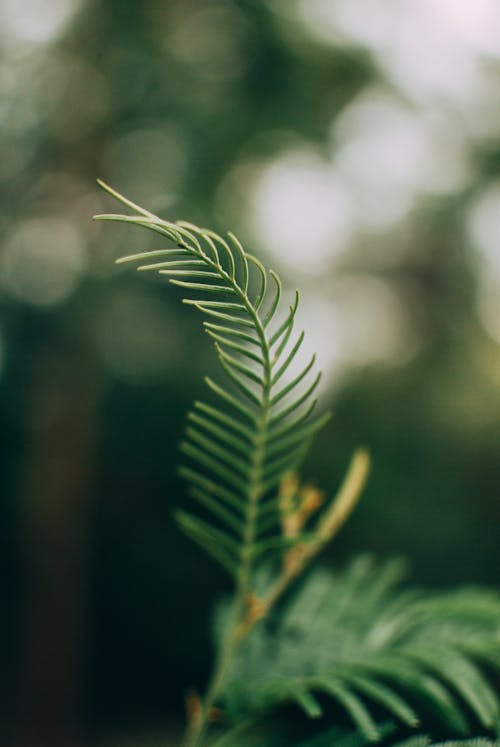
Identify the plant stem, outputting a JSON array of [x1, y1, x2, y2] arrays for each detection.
[[182, 595, 246, 747]]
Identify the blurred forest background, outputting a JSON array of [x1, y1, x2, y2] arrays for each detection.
[[1, 0, 500, 744]]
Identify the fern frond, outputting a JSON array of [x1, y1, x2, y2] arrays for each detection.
[[222, 557, 500, 741], [94, 181, 341, 592]]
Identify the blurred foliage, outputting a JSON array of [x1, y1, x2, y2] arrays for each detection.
[[215, 557, 500, 745], [1, 0, 500, 743]]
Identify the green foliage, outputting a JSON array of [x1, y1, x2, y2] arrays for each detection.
[[216, 557, 500, 745], [95, 180, 329, 583], [96, 183, 500, 747], [214, 724, 500, 747], [282, 730, 500, 747], [304, 733, 500, 747]]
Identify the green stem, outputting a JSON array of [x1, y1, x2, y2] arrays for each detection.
[[182, 609, 242, 747]]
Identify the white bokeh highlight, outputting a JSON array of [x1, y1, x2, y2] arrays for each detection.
[[250, 148, 353, 274], [0, 0, 83, 46], [467, 182, 500, 344]]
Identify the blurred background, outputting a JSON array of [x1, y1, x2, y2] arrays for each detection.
[[1, 0, 500, 744]]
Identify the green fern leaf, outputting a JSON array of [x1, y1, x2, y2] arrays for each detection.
[[94, 181, 331, 591]]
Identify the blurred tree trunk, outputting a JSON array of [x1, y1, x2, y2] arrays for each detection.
[[13, 344, 100, 747]]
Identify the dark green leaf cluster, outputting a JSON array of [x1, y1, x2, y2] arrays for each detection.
[[296, 730, 500, 747], [95, 182, 329, 581], [268, 728, 500, 747], [219, 557, 500, 744]]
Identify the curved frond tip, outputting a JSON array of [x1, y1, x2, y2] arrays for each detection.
[[96, 181, 356, 588]]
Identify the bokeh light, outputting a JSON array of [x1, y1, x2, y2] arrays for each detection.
[[0, 0, 83, 47], [467, 181, 500, 344], [167, 3, 249, 82], [1, 217, 86, 306], [103, 126, 187, 210], [467, 181, 500, 279], [249, 146, 353, 274]]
